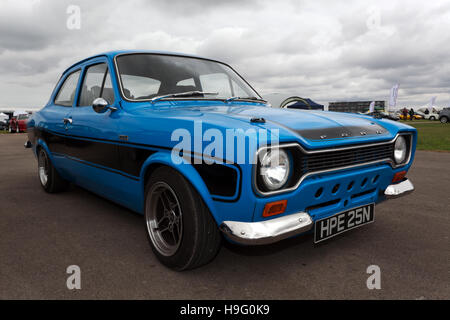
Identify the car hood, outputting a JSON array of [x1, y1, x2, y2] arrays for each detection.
[[193, 104, 390, 140], [127, 102, 408, 150]]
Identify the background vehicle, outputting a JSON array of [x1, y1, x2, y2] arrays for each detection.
[[439, 108, 450, 123], [361, 110, 399, 121], [264, 93, 324, 110], [9, 113, 29, 133], [417, 107, 440, 121], [399, 114, 423, 120]]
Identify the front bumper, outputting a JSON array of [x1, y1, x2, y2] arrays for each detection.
[[384, 179, 414, 199], [220, 178, 415, 245], [220, 212, 313, 245]]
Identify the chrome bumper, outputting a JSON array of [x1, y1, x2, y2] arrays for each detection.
[[384, 179, 414, 199], [220, 212, 313, 245]]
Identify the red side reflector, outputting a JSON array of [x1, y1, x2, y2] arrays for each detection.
[[392, 171, 407, 183], [263, 200, 287, 217]]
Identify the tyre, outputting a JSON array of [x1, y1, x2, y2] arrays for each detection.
[[429, 116, 435, 121], [144, 167, 221, 271], [16, 125, 20, 133], [440, 116, 448, 124], [37, 147, 69, 193]]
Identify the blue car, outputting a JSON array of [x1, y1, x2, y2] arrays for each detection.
[[26, 50, 416, 270]]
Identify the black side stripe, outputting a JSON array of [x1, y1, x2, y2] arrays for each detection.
[[45, 128, 172, 151], [37, 128, 242, 202], [55, 153, 140, 181]]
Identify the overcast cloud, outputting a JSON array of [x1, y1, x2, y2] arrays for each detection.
[[1, 0, 450, 109]]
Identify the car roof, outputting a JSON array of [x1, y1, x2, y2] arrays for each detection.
[[62, 50, 221, 75]]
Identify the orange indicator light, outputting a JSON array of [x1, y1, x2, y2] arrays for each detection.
[[263, 200, 287, 217]]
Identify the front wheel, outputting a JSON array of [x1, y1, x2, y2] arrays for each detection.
[[429, 116, 435, 121], [440, 116, 448, 124], [144, 167, 221, 271], [38, 148, 69, 193]]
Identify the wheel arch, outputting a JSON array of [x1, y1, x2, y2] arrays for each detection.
[[34, 139, 51, 159], [139, 151, 219, 224]]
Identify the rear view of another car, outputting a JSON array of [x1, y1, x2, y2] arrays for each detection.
[[9, 113, 29, 133], [17, 113, 29, 132]]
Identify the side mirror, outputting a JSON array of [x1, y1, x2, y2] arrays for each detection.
[[92, 98, 117, 113]]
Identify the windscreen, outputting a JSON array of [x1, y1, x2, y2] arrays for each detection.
[[116, 54, 259, 101]]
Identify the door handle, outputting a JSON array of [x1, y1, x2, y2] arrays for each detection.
[[63, 118, 73, 125]]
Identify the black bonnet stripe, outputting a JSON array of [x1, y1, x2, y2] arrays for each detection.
[[294, 124, 387, 140]]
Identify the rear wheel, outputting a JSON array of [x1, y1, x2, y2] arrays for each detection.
[[144, 167, 221, 271], [440, 116, 448, 124], [38, 148, 69, 193], [429, 116, 435, 121]]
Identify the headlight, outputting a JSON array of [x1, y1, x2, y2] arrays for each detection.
[[259, 149, 290, 191], [394, 136, 407, 164]]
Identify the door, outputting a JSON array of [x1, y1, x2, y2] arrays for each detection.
[[64, 61, 123, 199], [39, 69, 81, 179]]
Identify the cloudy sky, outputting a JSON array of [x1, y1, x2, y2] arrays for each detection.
[[1, 0, 450, 109]]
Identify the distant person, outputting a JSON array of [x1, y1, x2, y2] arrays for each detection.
[[409, 108, 415, 121], [402, 108, 408, 119]]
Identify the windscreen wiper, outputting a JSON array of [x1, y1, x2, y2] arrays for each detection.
[[150, 91, 219, 104], [225, 96, 267, 103]]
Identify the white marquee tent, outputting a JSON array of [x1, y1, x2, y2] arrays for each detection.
[[0, 112, 8, 122], [13, 110, 28, 116]]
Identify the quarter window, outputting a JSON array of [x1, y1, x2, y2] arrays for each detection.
[[54, 70, 81, 107], [101, 71, 115, 105]]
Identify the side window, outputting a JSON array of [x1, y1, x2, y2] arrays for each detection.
[[101, 71, 115, 104], [54, 70, 81, 107], [78, 63, 115, 106]]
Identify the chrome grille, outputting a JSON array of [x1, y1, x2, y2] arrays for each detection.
[[302, 143, 394, 173], [254, 134, 412, 196]]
